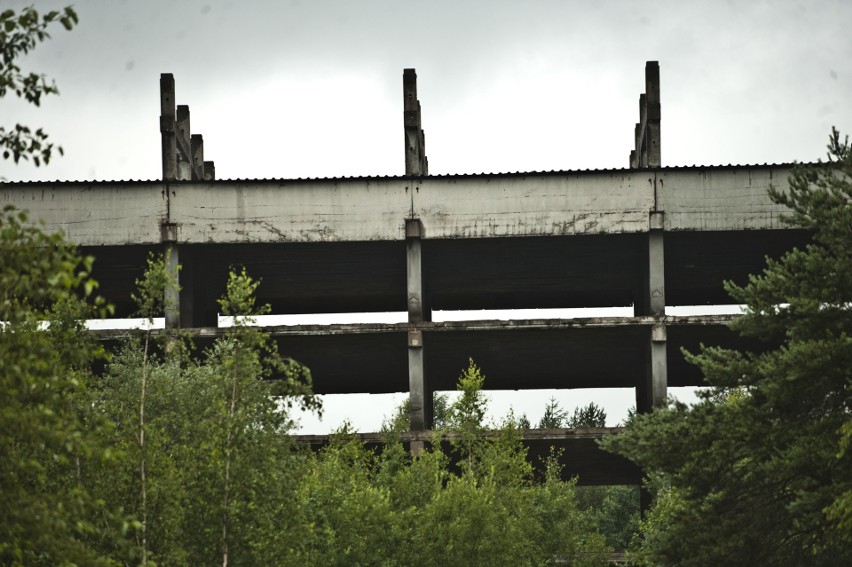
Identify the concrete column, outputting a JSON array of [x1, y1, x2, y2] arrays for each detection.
[[645, 61, 661, 168], [203, 161, 215, 181], [177, 246, 195, 328], [628, 61, 661, 169], [635, 212, 667, 413], [647, 228, 665, 317], [160, 74, 177, 181], [190, 134, 204, 181], [403, 69, 427, 176], [407, 219, 425, 323], [407, 218, 432, 431], [408, 330, 430, 431], [161, 223, 180, 329], [638, 93, 648, 167], [648, 323, 667, 407], [176, 105, 192, 181]]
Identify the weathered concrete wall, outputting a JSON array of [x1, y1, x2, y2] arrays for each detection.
[[413, 172, 652, 238], [170, 180, 411, 243], [659, 167, 791, 231], [2, 184, 166, 245], [1, 165, 796, 247]]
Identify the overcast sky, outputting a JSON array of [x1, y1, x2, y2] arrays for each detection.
[[4, 0, 851, 430], [4, 0, 851, 182]]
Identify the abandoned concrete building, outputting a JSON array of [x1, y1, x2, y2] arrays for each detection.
[[1, 62, 808, 487]]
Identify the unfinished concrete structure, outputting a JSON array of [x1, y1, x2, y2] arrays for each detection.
[[1, 63, 808, 484]]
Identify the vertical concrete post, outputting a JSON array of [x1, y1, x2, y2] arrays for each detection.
[[176, 105, 192, 181], [629, 61, 661, 169], [160, 74, 177, 181], [407, 219, 424, 324], [647, 214, 666, 316], [406, 218, 431, 432], [191, 134, 204, 181], [403, 69, 428, 176], [177, 245, 196, 328], [645, 61, 661, 168], [636, 212, 667, 414], [419, 123, 428, 175], [638, 94, 648, 168], [161, 223, 180, 329], [630, 121, 640, 168], [203, 161, 216, 181], [649, 323, 667, 407]]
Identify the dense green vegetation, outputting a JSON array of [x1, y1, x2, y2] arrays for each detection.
[[1, 204, 635, 566]]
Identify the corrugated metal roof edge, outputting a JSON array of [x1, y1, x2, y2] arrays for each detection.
[[0, 161, 816, 185]]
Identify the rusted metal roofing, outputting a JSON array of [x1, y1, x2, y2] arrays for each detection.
[[0, 161, 816, 186]]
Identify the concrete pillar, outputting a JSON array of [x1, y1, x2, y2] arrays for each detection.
[[407, 218, 432, 431], [406, 219, 425, 323], [161, 223, 180, 329], [408, 330, 430, 431], [159, 74, 212, 328], [628, 61, 661, 169], [648, 323, 667, 408], [190, 134, 204, 181], [638, 93, 648, 167], [635, 212, 667, 413], [176, 105, 192, 181], [160, 74, 177, 181], [177, 246, 195, 327], [645, 61, 661, 168], [403, 69, 428, 176], [635, 333, 667, 415]]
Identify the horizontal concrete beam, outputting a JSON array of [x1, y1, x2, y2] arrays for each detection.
[[1, 184, 166, 245], [90, 314, 737, 340], [295, 426, 625, 444], [2, 166, 795, 246], [659, 168, 792, 231], [90, 315, 747, 394]]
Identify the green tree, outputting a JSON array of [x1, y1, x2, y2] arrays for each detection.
[[89, 264, 320, 566], [213, 267, 319, 566], [537, 396, 569, 428], [567, 402, 607, 428], [603, 129, 852, 565], [1, 5, 77, 165], [382, 391, 450, 432], [290, 362, 611, 567], [536, 399, 606, 429], [445, 358, 488, 470], [0, 206, 124, 565]]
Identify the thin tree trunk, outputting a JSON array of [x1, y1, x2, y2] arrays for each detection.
[[222, 357, 239, 567], [140, 329, 150, 566]]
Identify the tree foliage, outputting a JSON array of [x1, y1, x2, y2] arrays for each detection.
[[602, 129, 852, 566], [0, 5, 77, 165], [289, 363, 612, 566], [87, 261, 320, 566], [2, 204, 634, 565], [537, 396, 570, 428], [0, 206, 122, 566], [536, 398, 607, 429]]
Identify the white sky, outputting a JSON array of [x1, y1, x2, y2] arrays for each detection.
[[6, 0, 851, 431]]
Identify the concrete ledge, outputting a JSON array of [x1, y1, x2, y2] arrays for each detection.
[[90, 315, 745, 394], [89, 314, 737, 340], [3, 166, 796, 246]]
